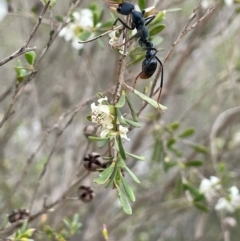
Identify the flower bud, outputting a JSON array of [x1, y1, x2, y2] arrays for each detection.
[[83, 125, 97, 138]]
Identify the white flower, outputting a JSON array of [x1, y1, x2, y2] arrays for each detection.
[[215, 186, 240, 213], [201, 0, 214, 9], [59, 9, 93, 50], [91, 97, 114, 129], [109, 31, 127, 55], [225, 0, 233, 6], [0, 0, 8, 22], [199, 176, 221, 202], [119, 125, 130, 141]]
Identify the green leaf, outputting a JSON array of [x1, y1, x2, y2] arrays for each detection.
[[138, 0, 146, 10], [168, 121, 180, 130], [73, 213, 80, 224], [194, 202, 208, 212], [116, 108, 127, 125], [55, 15, 63, 22], [178, 127, 195, 138], [125, 166, 140, 183], [117, 187, 132, 215], [194, 194, 205, 202], [151, 36, 163, 46], [149, 25, 165, 36], [116, 156, 126, 168], [25, 51, 36, 65], [88, 136, 109, 142], [151, 12, 166, 25], [21, 229, 36, 238], [191, 144, 208, 154], [185, 160, 204, 167], [125, 95, 138, 122], [126, 152, 145, 161], [63, 219, 71, 230], [122, 178, 136, 202], [183, 183, 201, 197], [165, 8, 182, 13], [167, 138, 176, 147], [124, 118, 141, 128], [115, 91, 126, 108], [163, 160, 176, 172], [152, 138, 164, 162], [117, 135, 126, 160], [105, 165, 118, 188], [128, 54, 145, 66], [133, 88, 167, 110], [94, 166, 114, 184], [20, 219, 28, 233], [79, 31, 92, 41], [169, 146, 183, 157]]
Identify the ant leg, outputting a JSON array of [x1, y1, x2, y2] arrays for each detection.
[[112, 18, 135, 30], [133, 72, 142, 89], [156, 56, 164, 103], [144, 15, 156, 26], [78, 25, 122, 44]]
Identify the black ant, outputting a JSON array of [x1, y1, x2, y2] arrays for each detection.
[[79, 1, 164, 102], [108, 1, 163, 102]]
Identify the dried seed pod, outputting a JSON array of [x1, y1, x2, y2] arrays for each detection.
[[83, 125, 97, 138], [78, 185, 95, 202], [8, 208, 29, 223], [83, 152, 103, 172]]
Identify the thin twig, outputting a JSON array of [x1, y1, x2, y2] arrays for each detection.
[[23, 1, 50, 47], [0, 47, 37, 66]]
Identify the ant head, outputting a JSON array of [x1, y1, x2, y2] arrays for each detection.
[[108, 1, 134, 15]]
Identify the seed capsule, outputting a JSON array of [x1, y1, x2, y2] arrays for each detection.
[[83, 152, 103, 172], [78, 185, 95, 202], [8, 208, 29, 223]]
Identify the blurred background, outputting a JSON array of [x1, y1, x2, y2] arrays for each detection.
[[0, 0, 240, 240]]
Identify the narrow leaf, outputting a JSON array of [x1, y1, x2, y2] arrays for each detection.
[[194, 202, 209, 212], [168, 121, 180, 130], [125, 95, 138, 122], [185, 160, 204, 167], [191, 144, 208, 154], [117, 135, 126, 160], [117, 187, 132, 215], [116, 108, 127, 125], [25, 51, 36, 65], [178, 127, 195, 138], [88, 136, 109, 142], [94, 166, 114, 184], [183, 183, 201, 197], [125, 166, 140, 183], [126, 152, 145, 161], [122, 178, 136, 202], [133, 88, 167, 110], [149, 25, 165, 35], [115, 92, 126, 108], [138, 0, 146, 10], [124, 118, 141, 128]]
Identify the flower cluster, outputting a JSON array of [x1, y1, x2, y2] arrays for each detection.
[[90, 97, 130, 141], [199, 176, 240, 213], [59, 9, 94, 50]]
